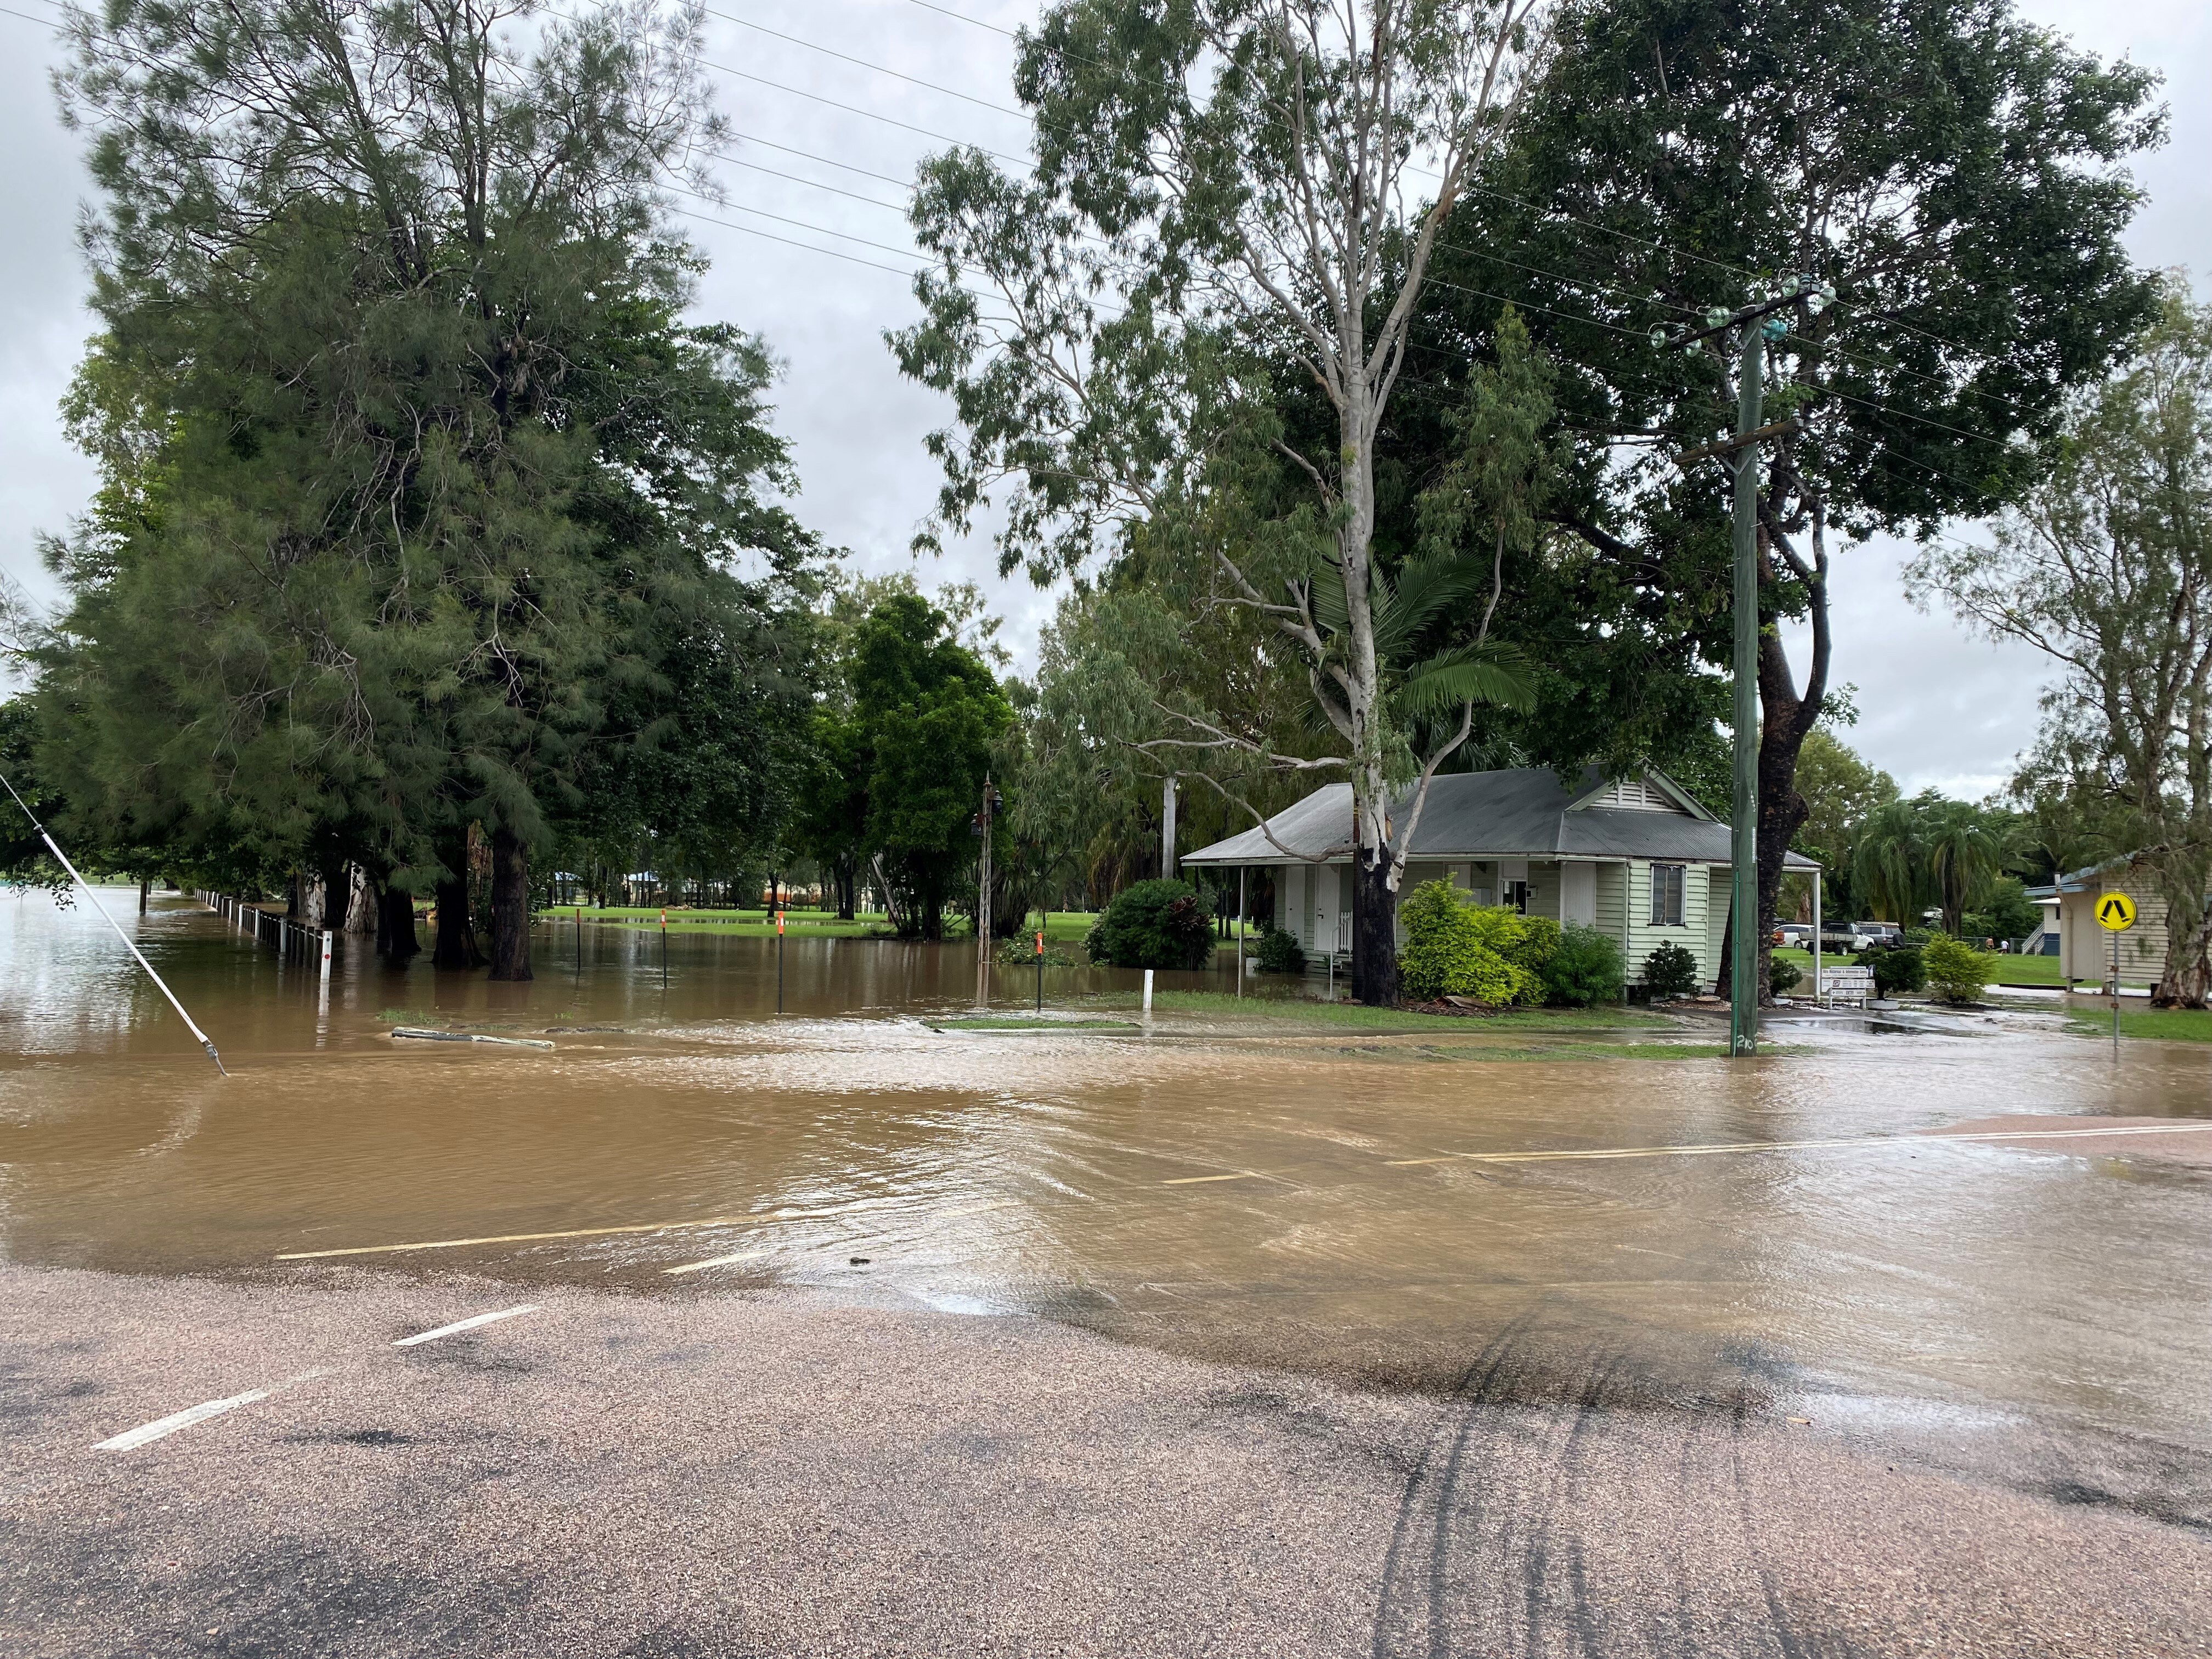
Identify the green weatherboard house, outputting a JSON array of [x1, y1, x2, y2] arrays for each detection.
[[1178, 767, 1818, 988]]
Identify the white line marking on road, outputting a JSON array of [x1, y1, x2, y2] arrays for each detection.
[[664, 1251, 765, 1276], [94, 1370, 329, 1452], [1385, 1121, 2212, 1167], [273, 1200, 885, 1260], [393, 1305, 540, 1346], [97, 1390, 272, 1452]]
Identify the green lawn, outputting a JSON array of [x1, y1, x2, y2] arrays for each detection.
[[535, 904, 888, 938], [2066, 1007, 2212, 1043], [535, 905, 1113, 944]]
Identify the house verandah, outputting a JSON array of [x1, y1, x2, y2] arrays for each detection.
[[1177, 766, 1818, 990]]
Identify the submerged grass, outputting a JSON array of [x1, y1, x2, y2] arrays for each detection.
[[1420, 1041, 1807, 1062], [929, 1015, 1140, 1032], [1082, 989, 1673, 1034]]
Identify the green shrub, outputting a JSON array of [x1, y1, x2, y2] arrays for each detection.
[[1464, 905, 1560, 979], [1769, 955, 1803, 997], [1922, 936, 1993, 1004], [1642, 940, 1700, 997], [1084, 879, 1216, 969], [1543, 923, 1624, 1006], [1252, 925, 1306, 974], [1859, 941, 1925, 997], [1398, 880, 1536, 1004]]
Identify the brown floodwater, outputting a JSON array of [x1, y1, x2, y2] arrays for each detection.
[[6, 890, 2212, 1462]]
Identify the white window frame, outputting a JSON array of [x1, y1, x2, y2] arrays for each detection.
[[1649, 864, 1686, 928]]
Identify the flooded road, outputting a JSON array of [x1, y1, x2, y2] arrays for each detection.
[[5, 889, 2211, 1475]]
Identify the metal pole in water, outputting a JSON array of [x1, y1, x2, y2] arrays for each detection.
[[2112, 929, 2120, 1064], [0, 769, 225, 1074], [660, 907, 668, 990], [1035, 927, 1043, 1014], [776, 908, 785, 1015]]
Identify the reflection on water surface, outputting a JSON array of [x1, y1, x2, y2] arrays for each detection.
[[5, 890, 2211, 1463]]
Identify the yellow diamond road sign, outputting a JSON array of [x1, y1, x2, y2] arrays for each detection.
[[2096, 892, 2137, 932]]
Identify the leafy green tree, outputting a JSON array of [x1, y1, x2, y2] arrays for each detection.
[[1419, 0, 2162, 999], [1784, 729, 1897, 921], [896, 0, 1545, 1004], [38, 0, 815, 979], [1917, 285, 2212, 1004], [830, 592, 1014, 940]]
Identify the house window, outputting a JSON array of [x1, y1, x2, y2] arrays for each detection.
[[1649, 864, 1685, 927]]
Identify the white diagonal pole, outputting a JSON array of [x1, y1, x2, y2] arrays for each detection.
[[1, 770, 225, 1074]]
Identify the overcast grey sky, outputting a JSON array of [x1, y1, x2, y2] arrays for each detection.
[[0, 0, 2203, 798]]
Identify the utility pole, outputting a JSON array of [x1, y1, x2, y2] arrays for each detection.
[[974, 773, 998, 1008], [1728, 320, 1763, 1059], [1662, 275, 1833, 1058]]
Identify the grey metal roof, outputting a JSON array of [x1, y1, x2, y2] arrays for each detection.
[[1178, 767, 1819, 869]]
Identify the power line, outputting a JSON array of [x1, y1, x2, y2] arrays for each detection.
[[670, 204, 928, 281], [724, 128, 917, 192], [698, 50, 1030, 169], [724, 155, 909, 215], [703, 6, 1031, 122]]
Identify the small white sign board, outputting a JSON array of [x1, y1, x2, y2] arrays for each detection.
[[1819, 966, 1874, 1008]]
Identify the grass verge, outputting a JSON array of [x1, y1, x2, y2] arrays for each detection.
[[2065, 1007, 2212, 1043]]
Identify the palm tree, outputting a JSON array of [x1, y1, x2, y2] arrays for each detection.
[[1852, 798, 1928, 924], [1923, 799, 2017, 936]]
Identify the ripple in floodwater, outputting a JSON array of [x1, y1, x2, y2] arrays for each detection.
[[5, 890, 2212, 1460]]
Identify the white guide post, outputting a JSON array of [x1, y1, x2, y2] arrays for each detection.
[[1143, 968, 1154, 1015], [320, 929, 333, 980]]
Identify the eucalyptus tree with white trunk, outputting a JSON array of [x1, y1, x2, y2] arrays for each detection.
[[894, 0, 1548, 1003]]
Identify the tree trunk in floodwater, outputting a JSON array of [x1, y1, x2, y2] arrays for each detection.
[[313, 861, 345, 930], [376, 884, 420, 961], [433, 833, 482, 969], [138, 877, 149, 916], [488, 827, 532, 981], [1352, 856, 1400, 1007]]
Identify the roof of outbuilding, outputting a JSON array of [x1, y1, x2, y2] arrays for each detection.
[[1177, 767, 1819, 869]]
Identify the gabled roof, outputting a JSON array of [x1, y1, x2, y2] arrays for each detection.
[[1178, 766, 1819, 868]]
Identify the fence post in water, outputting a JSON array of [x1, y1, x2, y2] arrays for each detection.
[[1143, 968, 1154, 1015]]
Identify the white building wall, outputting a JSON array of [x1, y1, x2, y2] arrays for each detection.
[[1560, 862, 1597, 926]]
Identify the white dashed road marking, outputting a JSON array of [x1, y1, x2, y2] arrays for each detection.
[[664, 1251, 765, 1276], [94, 1370, 329, 1452], [393, 1305, 541, 1346]]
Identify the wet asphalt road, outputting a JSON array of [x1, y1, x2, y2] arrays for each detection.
[[5, 1261, 2208, 1658]]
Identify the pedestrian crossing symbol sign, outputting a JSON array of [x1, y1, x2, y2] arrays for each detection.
[[2096, 892, 2137, 932]]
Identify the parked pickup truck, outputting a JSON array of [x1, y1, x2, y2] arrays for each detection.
[[1815, 921, 1898, 955]]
